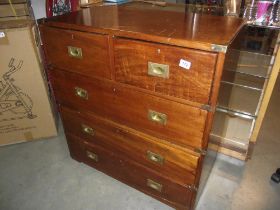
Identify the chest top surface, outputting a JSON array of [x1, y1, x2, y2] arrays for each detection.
[[40, 2, 245, 52]]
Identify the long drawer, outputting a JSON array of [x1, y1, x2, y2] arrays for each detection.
[[66, 133, 194, 209], [49, 69, 207, 149], [60, 106, 200, 185], [114, 38, 217, 104], [40, 26, 111, 79]]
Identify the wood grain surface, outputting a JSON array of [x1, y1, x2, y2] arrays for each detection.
[[40, 25, 111, 79], [49, 69, 207, 149], [38, 6, 242, 208], [66, 133, 193, 209], [39, 2, 245, 51], [114, 38, 217, 104], [60, 106, 200, 185]]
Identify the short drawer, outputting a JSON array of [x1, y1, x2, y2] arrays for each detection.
[[49, 69, 207, 149], [114, 38, 217, 104], [66, 134, 193, 209], [40, 26, 111, 79], [60, 106, 200, 185]]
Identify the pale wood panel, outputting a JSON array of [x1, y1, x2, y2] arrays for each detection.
[[251, 37, 280, 143]]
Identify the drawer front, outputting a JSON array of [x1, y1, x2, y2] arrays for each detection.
[[114, 38, 217, 104], [50, 69, 207, 149], [60, 106, 200, 185], [40, 26, 111, 79], [66, 134, 193, 208]]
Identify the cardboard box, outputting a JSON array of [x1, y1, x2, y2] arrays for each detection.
[[0, 15, 30, 22], [0, 20, 57, 146], [0, 0, 27, 3], [0, 3, 29, 18]]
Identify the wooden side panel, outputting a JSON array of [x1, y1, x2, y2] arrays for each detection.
[[66, 133, 193, 210], [60, 106, 200, 185], [191, 53, 226, 209], [251, 42, 280, 143], [114, 38, 217, 104], [40, 25, 111, 79]]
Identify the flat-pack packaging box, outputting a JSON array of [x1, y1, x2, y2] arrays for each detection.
[[0, 3, 29, 18], [0, 20, 57, 146], [0, 0, 27, 3], [0, 1, 30, 22]]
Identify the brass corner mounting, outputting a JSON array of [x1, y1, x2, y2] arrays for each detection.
[[211, 44, 228, 53], [201, 104, 213, 112], [194, 148, 207, 156], [187, 185, 198, 192]]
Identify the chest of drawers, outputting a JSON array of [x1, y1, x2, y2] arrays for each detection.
[[39, 3, 244, 210]]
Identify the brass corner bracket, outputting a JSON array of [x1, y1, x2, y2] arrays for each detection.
[[211, 44, 228, 53]]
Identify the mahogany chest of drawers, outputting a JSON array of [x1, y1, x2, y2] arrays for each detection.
[[39, 3, 244, 210]]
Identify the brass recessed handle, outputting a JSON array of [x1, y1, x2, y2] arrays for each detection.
[[147, 179, 162, 192], [82, 124, 95, 136], [148, 62, 169, 78], [86, 151, 98, 162], [75, 87, 88, 99], [68, 46, 83, 59], [151, 66, 165, 75], [147, 151, 164, 165], [148, 110, 167, 125]]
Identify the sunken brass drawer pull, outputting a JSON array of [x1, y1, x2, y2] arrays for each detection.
[[75, 87, 88, 99], [82, 124, 95, 136], [68, 46, 83, 59], [148, 62, 169, 78], [147, 151, 164, 165], [86, 151, 98, 162], [147, 179, 162, 192], [148, 110, 167, 125]]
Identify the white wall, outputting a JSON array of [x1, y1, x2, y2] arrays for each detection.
[[31, 0, 46, 19]]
